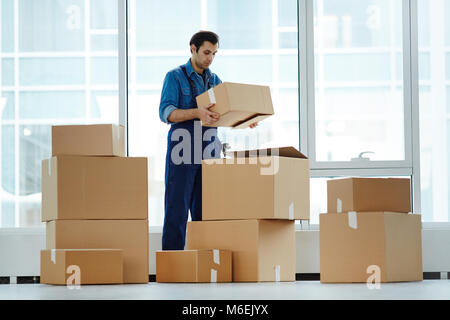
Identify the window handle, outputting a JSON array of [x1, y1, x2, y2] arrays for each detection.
[[351, 151, 374, 161]]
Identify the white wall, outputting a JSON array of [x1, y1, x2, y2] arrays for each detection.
[[1, 226, 449, 277]]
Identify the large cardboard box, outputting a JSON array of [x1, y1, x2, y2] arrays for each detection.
[[156, 250, 232, 283], [41, 156, 148, 221], [195, 82, 274, 129], [52, 124, 125, 157], [327, 177, 411, 213], [46, 220, 149, 284], [40, 249, 123, 285], [320, 212, 423, 283], [202, 147, 309, 221], [187, 220, 295, 282]]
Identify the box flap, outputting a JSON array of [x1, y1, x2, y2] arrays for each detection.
[[230, 146, 307, 159], [232, 114, 273, 129]]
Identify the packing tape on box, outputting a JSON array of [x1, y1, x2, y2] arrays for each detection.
[[208, 88, 216, 104], [48, 159, 52, 177], [348, 211, 358, 229], [51, 249, 56, 264], [213, 249, 220, 265], [210, 269, 217, 283], [275, 265, 280, 282], [289, 203, 294, 220], [337, 198, 342, 213]]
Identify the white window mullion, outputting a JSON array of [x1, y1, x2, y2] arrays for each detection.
[[14, 0, 19, 227]]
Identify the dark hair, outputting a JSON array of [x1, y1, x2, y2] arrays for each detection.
[[189, 31, 219, 53]]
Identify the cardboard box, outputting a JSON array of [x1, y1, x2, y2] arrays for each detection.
[[195, 82, 274, 129], [156, 250, 232, 283], [40, 249, 123, 285], [52, 124, 125, 157], [327, 177, 411, 213], [46, 220, 149, 284], [41, 156, 148, 221], [187, 220, 295, 282], [320, 212, 423, 283], [202, 146, 309, 221]]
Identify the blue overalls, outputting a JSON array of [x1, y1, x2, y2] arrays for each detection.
[[159, 59, 222, 250]]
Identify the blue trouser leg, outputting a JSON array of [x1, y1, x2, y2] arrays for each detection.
[[162, 162, 198, 250], [162, 120, 219, 250]]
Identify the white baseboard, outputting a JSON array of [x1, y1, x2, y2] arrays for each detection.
[[0, 227, 449, 276]]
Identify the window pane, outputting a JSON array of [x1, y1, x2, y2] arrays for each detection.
[[1, 92, 14, 120], [19, 0, 85, 52], [91, 57, 118, 85], [1, 125, 15, 197], [1, 59, 14, 86], [418, 0, 450, 222], [91, 34, 118, 51], [279, 0, 297, 27], [90, 0, 117, 29], [20, 58, 85, 86], [1, 0, 15, 53], [19, 91, 86, 119], [279, 32, 297, 49], [208, 0, 272, 50], [135, 0, 201, 51], [313, 0, 405, 162], [1, 1, 118, 228], [129, 0, 299, 226]]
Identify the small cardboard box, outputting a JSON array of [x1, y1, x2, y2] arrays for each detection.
[[187, 220, 295, 282], [40, 249, 123, 285], [202, 146, 309, 221], [156, 250, 232, 283], [195, 82, 274, 129], [327, 177, 411, 213], [46, 220, 149, 284], [52, 124, 125, 157], [41, 156, 148, 221], [320, 212, 423, 283]]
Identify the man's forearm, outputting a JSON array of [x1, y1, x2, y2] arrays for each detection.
[[167, 108, 199, 123]]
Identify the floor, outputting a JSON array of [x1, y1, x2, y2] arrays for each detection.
[[1, 280, 449, 300]]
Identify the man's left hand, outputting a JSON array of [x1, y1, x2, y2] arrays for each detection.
[[249, 122, 258, 129]]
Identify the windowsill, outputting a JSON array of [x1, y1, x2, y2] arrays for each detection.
[[1, 222, 450, 233]]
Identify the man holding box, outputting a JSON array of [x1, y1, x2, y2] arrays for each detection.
[[159, 31, 256, 250]]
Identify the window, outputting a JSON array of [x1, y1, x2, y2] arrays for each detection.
[[310, 0, 407, 165], [0, 0, 118, 227], [418, 0, 450, 222], [127, 0, 299, 226]]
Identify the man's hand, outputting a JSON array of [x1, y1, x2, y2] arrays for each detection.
[[249, 122, 258, 129], [197, 103, 220, 125]]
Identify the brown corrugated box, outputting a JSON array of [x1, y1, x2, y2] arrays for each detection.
[[202, 146, 309, 221], [195, 82, 274, 129], [327, 177, 411, 213], [41, 156, 148, 221], [46, 220, 149, 284], [320, 211, 423, 283], [40, 249, 123, 285], [52, 124, 125, 157], [156, 250, 232, 283], [187, 220, 295, 282]]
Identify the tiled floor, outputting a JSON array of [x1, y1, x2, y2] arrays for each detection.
[[0, 280, 449, 300]]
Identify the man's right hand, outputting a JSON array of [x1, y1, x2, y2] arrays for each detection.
[[197, 103, 220, 125]]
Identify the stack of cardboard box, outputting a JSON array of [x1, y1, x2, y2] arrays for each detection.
[[320, 177, 423, 283], [40, 124, 149, 285], [158, 84, 307, 283]]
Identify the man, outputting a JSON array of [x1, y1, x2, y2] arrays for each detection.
[[159, 31, 256, 250]]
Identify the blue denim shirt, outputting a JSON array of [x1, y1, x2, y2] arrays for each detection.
[[159, 59, 222, 124]]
